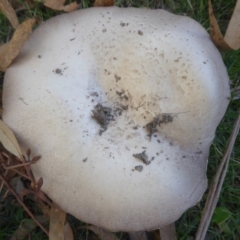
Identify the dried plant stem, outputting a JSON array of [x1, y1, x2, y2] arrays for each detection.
[[0, 172, 49, 236], [196, 112, 240, 240], [3, 161, 33, 169], [8, 168, 31, 180]]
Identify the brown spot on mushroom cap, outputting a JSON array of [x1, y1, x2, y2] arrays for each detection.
[[134, 165, 143, 172], [2, 7, 230, 232], [133, 151, 150, 165]]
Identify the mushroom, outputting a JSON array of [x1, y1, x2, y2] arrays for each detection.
[[2, 7, 230, 232]]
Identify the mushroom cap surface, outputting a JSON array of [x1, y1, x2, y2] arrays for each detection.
[[3, 7, 230, 231]]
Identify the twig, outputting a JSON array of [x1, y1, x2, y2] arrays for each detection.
[[0, 152, 32, 180], [2, 161, 33, 169], [196, 112, 240, 240], [1, 150, 53, 208], [8, 168, 31, 180], [0, 172, 49, 236], [22, 154, 39, 186]]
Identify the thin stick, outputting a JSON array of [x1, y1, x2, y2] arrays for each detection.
[[196, 112, 240, 240], [2, 161, 33, 169], [0, 172, 49, 236], [9, 168, 31, 180]]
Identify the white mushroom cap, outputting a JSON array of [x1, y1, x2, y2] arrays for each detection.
[[3, 7, 230, 231]]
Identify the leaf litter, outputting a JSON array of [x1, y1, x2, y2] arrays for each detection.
[[0, 120, 23, 160], [43, 0, 79, 12], [224, 0, 240, 50], [0, 0, 19, 29], [0, 0, 80, 72], [0, 18, 35, 72], [0, 0, 36, 72], [49, 203, 67, 240], [94, 0, 115, 7], [208, 0, 240, 51]]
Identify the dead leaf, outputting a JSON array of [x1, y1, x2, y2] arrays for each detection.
[[43, 0, 79, 12], [64, 222, 74, 240], [0, 18, 35, 72], [0, 120, 23, 160], [224, 0, 240, 50], [37, 199, 74, 240], [208, 0, 240, 51], [94, 0, 115, 7], [208, 0, 231, 51], [49, 203, 66, 240], [83, 225, 118, 240], [0, 0, 19, 28], [159, 223, 177, 240]]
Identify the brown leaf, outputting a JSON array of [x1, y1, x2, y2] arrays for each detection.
[[26, 148, 31, 157], [0, 120, 23, 160], [36, 177, 43, 191], [84, 226, 118, 240], [208, 0, 231, 51], [224, 0, 240, 50], [43, 0, 79, 12], [31, 155, 41, 163], [49, 203, 66, 240], [94, 0, 115, 7], [0, 18, 35, 72], [0, 0, 19, 28], [64, 222, 74, 240]]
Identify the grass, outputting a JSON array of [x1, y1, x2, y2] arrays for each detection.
[[0, 0, 240, 239]]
